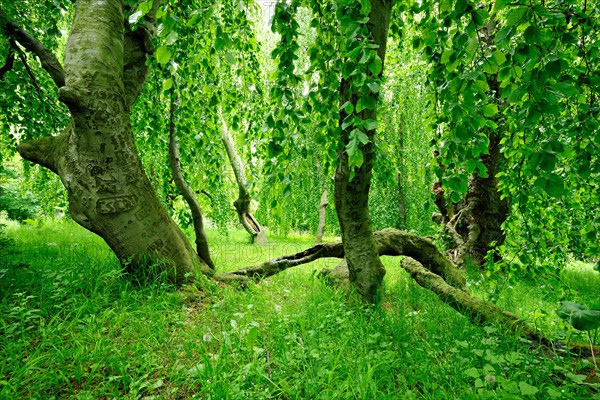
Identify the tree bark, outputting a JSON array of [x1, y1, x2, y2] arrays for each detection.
[[219, 111, 267, 245], [315, 189, 328, 244], [334, 0, 392, 302], [15, 0, 212, 282]]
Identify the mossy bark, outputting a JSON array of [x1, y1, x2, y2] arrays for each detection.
[[17, 0, 211, 282], [334, 0, 392, 303]]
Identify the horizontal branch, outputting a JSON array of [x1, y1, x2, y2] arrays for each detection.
[[225, 228, 466, 290]]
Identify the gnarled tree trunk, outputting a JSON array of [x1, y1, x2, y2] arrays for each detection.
[[334, 0, 392, 302], [219, 111, 267, 245], [14, 0, 212, 282]]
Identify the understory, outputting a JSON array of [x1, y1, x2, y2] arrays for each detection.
[[0, 219, 598, 399]]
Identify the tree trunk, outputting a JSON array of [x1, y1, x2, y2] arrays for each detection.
[[334, 0, 392, 303], [168, 89, 215, 270], [16, 0, 212, 282], [219, 111, 267, 245], [315, 189, 328, 244], [431, 15, 509, 268]]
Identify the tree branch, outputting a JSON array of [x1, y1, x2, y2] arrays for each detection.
[[17, 126, 69, 175], [225, 228, 466, 290], [0, 48, 14, 79], [122, 0, 161, 108], [3, 21, 65, 87]]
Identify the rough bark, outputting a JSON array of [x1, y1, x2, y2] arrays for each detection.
[[15, 0, 212, 282], [226, 228, 466, 291], [219, 111, 267, 245], [334, 0, 392, 302], [315, 189, 328, 244], [168, 90, 215, 270]]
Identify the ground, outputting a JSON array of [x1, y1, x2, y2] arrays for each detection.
[[0, 218, 598, 399]]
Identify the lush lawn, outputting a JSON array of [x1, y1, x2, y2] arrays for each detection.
[[0, 219, 598, 399]]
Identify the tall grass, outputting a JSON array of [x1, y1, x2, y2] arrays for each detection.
[[0, 219, 597, 399]]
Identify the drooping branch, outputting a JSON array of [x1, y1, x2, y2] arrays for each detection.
[[225, 228, 466, 290], [399, 257, 545, 343], [2, 20, 65, 87], [219, 109, 267, 244], [168, 89, 215, 271]]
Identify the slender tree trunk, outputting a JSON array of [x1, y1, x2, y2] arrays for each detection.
[[219, 112, 267, 245], [334, 0, 392, 303], [168, 89, 215, 270], [315, 189, 328, 244], [16, 0, 212, 282]]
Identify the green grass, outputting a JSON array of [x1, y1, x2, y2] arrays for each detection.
[[0, 219, 598, 399]]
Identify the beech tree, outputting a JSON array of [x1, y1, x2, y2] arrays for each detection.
[[1, 0, 214, 281]]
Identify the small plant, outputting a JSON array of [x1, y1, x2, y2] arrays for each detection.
[[556, 301, 600, 369]]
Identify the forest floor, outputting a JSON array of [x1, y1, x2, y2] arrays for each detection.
[[0, 218, 599, 399]]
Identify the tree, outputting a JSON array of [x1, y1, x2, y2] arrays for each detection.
[[1, 0, 213, 281], [416, 0, 599, 270]]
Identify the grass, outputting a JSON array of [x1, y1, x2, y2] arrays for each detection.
[[0, 218, 599, 399]]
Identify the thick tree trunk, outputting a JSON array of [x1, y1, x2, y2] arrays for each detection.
[[432, 15, 509, 268], [334, 0, 392, 302], [16, 0, 211, 282], [315, 189, 328, 244], [219, 112, 267, 245]]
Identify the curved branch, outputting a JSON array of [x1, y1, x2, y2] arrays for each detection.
[[3, 20, 65, 87], [168, 90, 215, 270], [226, 228, 466, 290]]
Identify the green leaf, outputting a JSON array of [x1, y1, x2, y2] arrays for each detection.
[[482, 104, 498, 117], [369, 57, 383, 76], [340, 101, 354, 114], [555, 302, 600, 331], [551, 82, 578, 97], [519, 381, 539, 396], [165, 31, 179, 46], [155, 46, 171, 65], [162, 78, 173, 91], [507, 87, 526, 104], [545, 173, 564, 198], [364, 119, 378, 131], [129, 11, 143, 24], [464, 367, 479, 378]]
